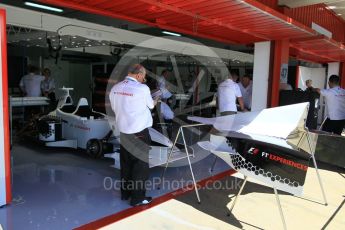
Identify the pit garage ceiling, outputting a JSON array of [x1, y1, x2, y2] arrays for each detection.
[[5, 0, 345, 63], [38, 0, 317, 44], [290, 35, 345, 63], [279, 0, 345, 19], [38, 0, 345, 63]]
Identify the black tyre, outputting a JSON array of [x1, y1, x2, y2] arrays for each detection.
[[86, 139, 103, 158]]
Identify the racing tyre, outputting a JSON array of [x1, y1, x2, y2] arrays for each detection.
[[86, 139, 103, 158]]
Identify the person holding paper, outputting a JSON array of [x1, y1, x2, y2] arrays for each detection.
[[109, 64, 158, 206]]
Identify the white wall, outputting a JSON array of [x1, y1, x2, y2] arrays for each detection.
[[327, 62, 340, 83], [252, 41, 271, 111]]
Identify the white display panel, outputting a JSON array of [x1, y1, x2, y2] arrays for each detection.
[[298, 66, 326, 90], [189, 103, 309, 140]]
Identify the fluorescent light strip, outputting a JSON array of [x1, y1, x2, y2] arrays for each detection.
[[24, 2, 63, 13], [162, 31, 181, 37]]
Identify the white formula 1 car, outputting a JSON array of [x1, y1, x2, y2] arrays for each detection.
[[38, 88, 193, 168]]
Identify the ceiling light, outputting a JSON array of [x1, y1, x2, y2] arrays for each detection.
[[24, 2, 63, 13], [52, 39, 55, 42], [328, 6, 337, 9], [38, 37, 42, 40], [162, 31, 181, 36], [88, 44, 92, 47], [72, 36, 77, 39], [86, 39, 90, 42], [338, 13, 342, 16]]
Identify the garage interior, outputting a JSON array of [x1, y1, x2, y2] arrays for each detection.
[[1, 0, 345, 230]]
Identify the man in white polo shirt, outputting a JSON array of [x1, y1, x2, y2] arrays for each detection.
[[109, 64, 158, 206], [217, 73, 245, 116], [316, 75, 345, 135]]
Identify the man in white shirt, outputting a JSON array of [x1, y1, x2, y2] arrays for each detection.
[[315, 75, 345, 135], [239, 74, 253, 110], [19, 65, 45, 97], [230, 70, 239, 84], [157, 70, 172, 100], [109, 64, 158, 206], [217, 74, 245, 116]]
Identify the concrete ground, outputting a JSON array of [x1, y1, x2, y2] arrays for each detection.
[[0, 138, 230, 230], [102, 163, 345, 230]]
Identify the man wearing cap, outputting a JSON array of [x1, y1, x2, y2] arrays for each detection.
[[109, 64, 158, 206], [315, 75, 345, 135]]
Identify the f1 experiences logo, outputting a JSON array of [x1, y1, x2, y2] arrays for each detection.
[[247, 147, 260, 156], [247, 147, 308, 171]]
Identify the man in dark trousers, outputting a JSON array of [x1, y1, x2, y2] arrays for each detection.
[[109, 64, 158, 206], [315, 75, 345, 135]]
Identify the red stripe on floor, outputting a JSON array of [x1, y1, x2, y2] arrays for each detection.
[[75, 169, 236, 230]]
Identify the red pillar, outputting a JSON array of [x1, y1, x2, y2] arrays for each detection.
[[340, 62, 345, 88], [295, 64, 300, 89], [0, 9, 11, 205], [270, 39, 289, 107]]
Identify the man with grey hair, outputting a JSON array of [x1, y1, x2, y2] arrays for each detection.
[[305, 79, 313, 92], [109, 64, 158, 206]]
